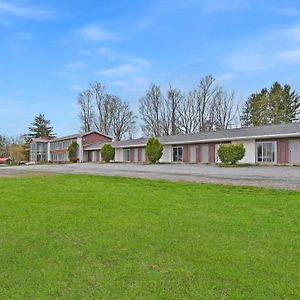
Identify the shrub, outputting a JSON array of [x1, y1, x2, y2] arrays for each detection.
[[68, 141, 79, 163], [101, 144, 115, 162], [218, 143, 245, 165], [146, 137, 163, 164]]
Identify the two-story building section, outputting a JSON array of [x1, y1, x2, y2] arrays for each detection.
[[30, 132, 112, 163]]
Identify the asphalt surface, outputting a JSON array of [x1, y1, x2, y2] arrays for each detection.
[[1, 163, 300, 190]]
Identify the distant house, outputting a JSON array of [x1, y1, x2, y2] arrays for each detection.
[[29, 132, 112, 163], [83, 123, 300, 165]]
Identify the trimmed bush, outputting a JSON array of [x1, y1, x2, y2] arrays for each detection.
[[218, 143, 245, 165], [68, 141, 79, 163], [146, 137, 163, 164], [101, 144, 115, 162]]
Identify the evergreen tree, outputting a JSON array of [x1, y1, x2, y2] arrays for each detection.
[[27, 114, 55, 139], [241, 82, 300, 127]]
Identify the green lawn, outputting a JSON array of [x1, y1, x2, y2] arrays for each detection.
[[0, 175, 299, 299]]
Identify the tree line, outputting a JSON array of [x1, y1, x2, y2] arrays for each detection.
[[78, 75, 300, 140], [0, 134, 29, 162]]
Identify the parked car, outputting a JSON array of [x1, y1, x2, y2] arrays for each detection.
[[0, 158, 11, 164]]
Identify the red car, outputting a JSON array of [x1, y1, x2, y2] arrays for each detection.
[[0, 157, 10, 164]]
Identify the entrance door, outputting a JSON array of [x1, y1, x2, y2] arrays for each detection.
[[277, 139, 289, 164], [208, 143, 215, 163]]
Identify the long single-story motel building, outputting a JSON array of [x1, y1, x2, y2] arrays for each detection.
[[30, 123, 300, 165]]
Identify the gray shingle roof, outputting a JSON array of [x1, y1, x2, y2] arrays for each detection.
[[84, 122, 300, 150], [29, 137, 52, 143], [51, 131, 111, 142]]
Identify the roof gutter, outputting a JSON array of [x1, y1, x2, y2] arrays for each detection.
[[84, 132, 300, 150]]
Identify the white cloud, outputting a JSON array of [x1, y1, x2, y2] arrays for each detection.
[[226, 52, 271, 72], [98, 46, 115, 60], [97, 47, 151, 66], [224, 23, 300, 72], [217, 73, 236, 82], [78, 49, 92, 56], [110, 80, 127, 87], [0, 1, 54, 19], [54, 62, 87, 79], [65, 62, 86, 71], [78, 25, 118, 42], [69, 84, 84, 92], [275, 5, 300, 16], [278, 48, 300, 62], [97, 64, 138, 77], [281, 25, 300, 41], [126, 56, 150, 66], [200, 0, 249, 12], [158, 0, 249, 13]]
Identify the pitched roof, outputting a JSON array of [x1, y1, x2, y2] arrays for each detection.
[[84, 122, 300, 150], [29, 137, 52, 143], [51, 131, 111, 142]]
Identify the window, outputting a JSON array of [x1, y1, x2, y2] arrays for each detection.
[[256, 142, 276, 163], [172, 146, 183, 162], [124, 149, 130, 162]]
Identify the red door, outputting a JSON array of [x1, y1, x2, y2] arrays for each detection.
[[130, 148, 135, 162], [277, 139, 289, 164], [183, 145, 190, 162], [138, 148, 142, 162], [196, 144, 202, 163], [208, 143, 215, 163]]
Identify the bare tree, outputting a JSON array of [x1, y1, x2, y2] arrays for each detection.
[[196, 75, 219, 132], [139, 84, 162, 136], [110, 96, 136, 141], [0, 135, 10, 157], [78, 89, 94, 132], [78, 81, 136, 140], [90, 82, 113, 135], [213, 89, 237, 130], [160, 84, 183, 135], [178, 91, 199, 134]]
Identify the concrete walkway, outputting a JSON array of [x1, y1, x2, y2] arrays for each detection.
[[1, 163, 300, 190]]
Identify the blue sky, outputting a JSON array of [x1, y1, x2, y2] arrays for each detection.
[[1, 0, 300, 136]]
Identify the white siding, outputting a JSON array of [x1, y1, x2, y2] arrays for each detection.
[[92, 151, 97, 162], [141, 148, 146, 162], [115, 148, 124, 162], [83, 152, 88, 162], [159, 144, 172, 163], [189, 145, 196, 163], [202, 144, 209, 163], [232, 139, 256, 164], [134, 148, 139, 162], [290, 139, 300, 164], [47, 142, 51, 161], [77, 137, 83, 162]]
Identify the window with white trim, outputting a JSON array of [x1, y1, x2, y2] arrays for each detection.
[[256, 141, 276, 163], [172, 146, 183, 162]]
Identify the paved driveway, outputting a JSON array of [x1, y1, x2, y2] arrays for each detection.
[[1, 163, 300, 190]]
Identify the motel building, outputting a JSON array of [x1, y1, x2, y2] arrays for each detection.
[[30, 132, 112, 163], [30, 123, 300, 165]]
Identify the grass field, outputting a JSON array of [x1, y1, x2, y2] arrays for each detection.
[[0, 175, 299, 299]]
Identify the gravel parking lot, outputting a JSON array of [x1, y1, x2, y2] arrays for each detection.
[[1, 163, 300, 190]]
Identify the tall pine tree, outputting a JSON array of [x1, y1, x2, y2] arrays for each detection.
[[241, 82, 300, 127], [27, 114, 55, 139]]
